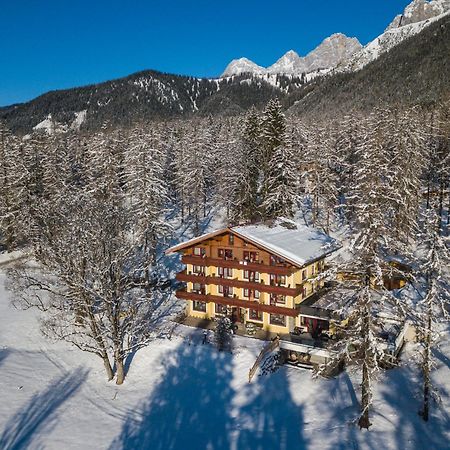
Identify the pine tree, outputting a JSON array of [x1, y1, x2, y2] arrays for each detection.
[[260, 99, 287, 210], [227, 108, 261, 223], [262, 135, 298, 220]]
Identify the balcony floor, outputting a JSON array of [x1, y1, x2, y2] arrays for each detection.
[[176, 315, 282, 342]]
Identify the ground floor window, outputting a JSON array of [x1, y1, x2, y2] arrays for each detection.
[[269, 314, 286, 326], [192, 300, 206, 312], [249, 309, 263, 321], [215, 303, 228, 315]]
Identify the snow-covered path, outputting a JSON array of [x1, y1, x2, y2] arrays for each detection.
[[0, 270, 449, 449]]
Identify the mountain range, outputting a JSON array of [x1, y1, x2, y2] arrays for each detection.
[[222, 0, 449, 78], [0, 0, 449, 134]]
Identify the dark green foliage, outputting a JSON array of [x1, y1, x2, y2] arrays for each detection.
[[0, 71, 284, 134]]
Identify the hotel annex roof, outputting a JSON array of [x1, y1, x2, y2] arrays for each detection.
[[166, 221, 340, 269]]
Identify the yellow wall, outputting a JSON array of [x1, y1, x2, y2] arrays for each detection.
[[182, 232, 327, 334]]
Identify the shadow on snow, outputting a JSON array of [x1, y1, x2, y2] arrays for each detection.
[[236, 368, 308, 450], [0, 368, 89, 450], [111, 336, 308, 450], [110, 336, 235, 450], [379, 364, 450, 450], [0, 348, 10, 369]]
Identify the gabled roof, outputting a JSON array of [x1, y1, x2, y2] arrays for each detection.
[[166, 222, 340, 268], [165, 228, 230, 254], [232, 224, 339, 267]]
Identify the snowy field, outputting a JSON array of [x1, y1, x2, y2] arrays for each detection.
[[1, 267, 450, 450]]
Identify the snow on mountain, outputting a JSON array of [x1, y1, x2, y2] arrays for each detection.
[[71, 110, 87, 131], [386, 0, 450, 30], [221, 57, 266, 77], [267, 34, 362, 75], [220, 34, 361, 77], [32, 114, 61, 135], [339, 0, 450, 73]]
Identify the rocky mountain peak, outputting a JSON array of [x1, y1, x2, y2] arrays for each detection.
[[386, 0, 450, 30], [221, 34, 361, 77], [221, 57, 266, 77]]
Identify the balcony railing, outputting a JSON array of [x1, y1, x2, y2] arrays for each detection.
[[176, 271, 301, 297], [175, 288, 299, 317], [182, 254, 294, 276]]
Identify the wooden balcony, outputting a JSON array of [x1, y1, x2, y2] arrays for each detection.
[[176, 271, 301, 296], [175, 289, 299, 317], [181, 254, 295, 275]]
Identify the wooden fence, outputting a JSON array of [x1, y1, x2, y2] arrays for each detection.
[[248, 337, 280, 383]]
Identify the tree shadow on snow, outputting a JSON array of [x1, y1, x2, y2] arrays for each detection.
[[433, 347, 450, 370], [0, 348, 10, 368], [0, 368, 89, 450], [380, 364, 450, 450], [111, 336, 236, 450], [235, 368, 308, 450], [320, 372, 363, 450]]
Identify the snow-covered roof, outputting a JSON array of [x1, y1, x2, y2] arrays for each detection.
[[166, 221, 340, 268], [232, 223, 340, 268]]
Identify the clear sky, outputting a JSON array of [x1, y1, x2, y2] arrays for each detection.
[[0, 0, 412, 106]]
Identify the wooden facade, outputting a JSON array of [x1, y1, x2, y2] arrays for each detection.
[[167, 227, 335, 335]]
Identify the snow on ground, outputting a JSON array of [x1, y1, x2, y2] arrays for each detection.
[[1, 264, 450, 449]]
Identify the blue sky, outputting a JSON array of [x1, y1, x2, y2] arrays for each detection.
[[0, 0, 411, 106]]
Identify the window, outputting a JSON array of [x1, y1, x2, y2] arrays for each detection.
[[270, 255, 286, 266], [302, 269, 307, 280], [218, 267, 233, 278], [193, 265, 204, 275], [243, 251, 258, 262], [270, 314, 286, 326], [192, 283, 205, 294], [218, 248, 233, 259], [302, 286, 307, 298], [193, 247, 205, 256], [245, 271, 259, 282], [249, 309, 263, 321], [215, 303, 227, 315], [193, 301, 206, 312], [270, 294, 285, 305], [219, 285, 233, 297], [312, 264, 316, 275], [244, 289, 260, 300], [229, 234, 234, 245], [270, 274, 286, 286]]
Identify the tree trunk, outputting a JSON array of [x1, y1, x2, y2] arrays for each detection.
[[115, 350, 125, 385], [358, 360, 372, 429], [103, 354, 114, 381], [421, 286, 433, 421]]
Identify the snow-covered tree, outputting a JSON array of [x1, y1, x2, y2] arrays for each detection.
[[0, 123, 23, 250], [262, 138, 298, 220], [227, 109, 261, 224], [260, 99, 287, 209], [9, 129, 168, 384], [214, 316, 233, 352], [416, 206, 450, 421]]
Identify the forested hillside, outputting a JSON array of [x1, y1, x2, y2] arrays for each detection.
[[288, 14, 450, 120], [0, 71, 300, 134]]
